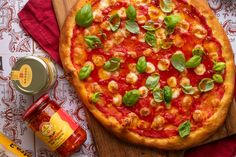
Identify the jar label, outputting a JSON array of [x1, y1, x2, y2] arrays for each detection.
[[35, 108, 79, 151], [11, 64, 33, 88]]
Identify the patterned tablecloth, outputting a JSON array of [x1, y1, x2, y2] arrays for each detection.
[[0, 0, 236, 156]]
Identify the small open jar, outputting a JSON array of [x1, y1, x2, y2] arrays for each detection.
[[11, 56, 57, 95], [23, 94, 87, 157]]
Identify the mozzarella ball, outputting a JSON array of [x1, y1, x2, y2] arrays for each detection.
[[157, 59, 170, 71], [140, 107, 151, 116], [113, 94, 122, 106], [108, 80, 119, 93], [194, 64, 206, 76], [138, 86, 149, 98], [92, 55, 106, 67], [126, 72, 138, 84], [145, 62, 156, 74], [167, 76, 177, 88]]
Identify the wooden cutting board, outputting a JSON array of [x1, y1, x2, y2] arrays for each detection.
[[52, 0, 236, 156]]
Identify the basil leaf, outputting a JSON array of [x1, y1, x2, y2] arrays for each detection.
[[160, 0, 173, 13], [192, 48, 205, 57], [123, 90, 140, 106], [145, 31, 157, 47], [126, 5, 136, 20], [153, 88, 163, 103], [181, 85, 195, 95], [146, 74, 160, 90], [91, 92, 100, 103], [84, 36, 102, 49], [109, 14, 121, 32], [163, 86, 172, 105], [79, 64, 92, 80], [171, 53, 186, 72], [185, 55, 202, 68], [142, 25, 156, 31], [213, 62, 226, 72], [212, 74, 224, 83], [125, 20, 140, 34], [75, 4, 93, 27], [178, 120, 191, 138], [198, 78, 214, 92], [103, 58, 121, 72], [164, 14, 181, 29], [136, 56, 147, 73]]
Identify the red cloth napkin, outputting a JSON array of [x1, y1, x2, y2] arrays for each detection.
[[18, 0, 61, 65], [18, 0, 236, 156]]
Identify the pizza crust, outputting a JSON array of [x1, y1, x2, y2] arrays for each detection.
[[59, 0, 235, 150]]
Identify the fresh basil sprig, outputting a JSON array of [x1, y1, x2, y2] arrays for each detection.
[[123, 90, 140, 106], [198, 78, 214, 92], [103, 58, 121, 72], [126, 20, 140, 34], [164, 14, 181, 30], [153, 88, 164, 103], [126, 5, 136, 20], [142, 21, 156, 31], [160, 0, 173, 13], [75, 3, 93, 27], [178, 120, 191, 138], [163, 86, 172, 107], [91, 92, 100, 103], [181, 85, 195, 95], [136, 56, 147, 73], [145, 31, 157, 47], [84, 36, 102, 49], [185, 55, 202, 68], [213, 62, 226, 72], [79, 64, 92, 80], [146, 74, 160, 90], [212, 74, 224, 83], [109, 14, 121, 32], [171, 53, 186, 72], [192, 48, 205, 57], [125, 5, 140, 34]]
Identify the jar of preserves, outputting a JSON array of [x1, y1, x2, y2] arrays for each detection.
[[23, 94, 87, 157], [11, 56, 57, 95]]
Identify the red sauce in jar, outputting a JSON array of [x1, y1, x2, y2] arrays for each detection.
[[23, 94, 86, 157]]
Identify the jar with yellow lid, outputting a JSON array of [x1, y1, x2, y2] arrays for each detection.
[[10, 56, 57, 95]]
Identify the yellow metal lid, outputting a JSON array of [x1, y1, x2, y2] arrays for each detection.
[[11, 56, 50, 95]]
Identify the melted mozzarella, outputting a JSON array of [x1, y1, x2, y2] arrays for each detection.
[[92, 55, 106, 67], [172, 88, 181, 99], [108, 80, 119, 93], [193, 110, 203, 122], [179, 77, 190, 86], [126, 72, 138, 84], [155, 28, 166, 40], [98, 68, 111, 80], [151, 115, 165, 129], [157, 59, 170, 71], [138, 86, 149, 98], [113, 94, 122, 106], [100, 21, 111, 31], [143, 48, 152, 56], [140, 107, 151, 116], [137, 14, 147, 24], [167, 76, 177, 88], [117, 7, 126, 19], [194, 64, 206, 76], [145, 62, 156, 74], [93, 10, 104, 23], [192, 24, 207, 39], [127, 51, 137, 58]]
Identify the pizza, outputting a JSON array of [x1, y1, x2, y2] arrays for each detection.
[[59, 0, 235, 150]]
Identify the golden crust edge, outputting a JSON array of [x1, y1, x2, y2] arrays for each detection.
[[59, 0, 235, 150]]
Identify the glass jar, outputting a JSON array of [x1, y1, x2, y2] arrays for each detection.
[[23, 94, 87, 157], [11, 56, 57, 95]]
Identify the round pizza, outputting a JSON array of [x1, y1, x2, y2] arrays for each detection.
[[59, 0, 235, 150]]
